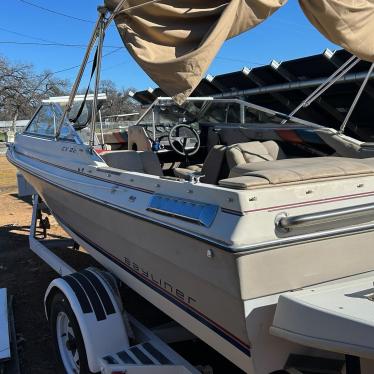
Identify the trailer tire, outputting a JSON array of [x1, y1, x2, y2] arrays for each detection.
[[50, 291, 95, 374]]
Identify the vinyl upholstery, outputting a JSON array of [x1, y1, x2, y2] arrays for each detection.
[[226, 141, 286, 171], [174, 145, 227, 184], [219, 157, 374, 189], [101, 150, 163, 176]]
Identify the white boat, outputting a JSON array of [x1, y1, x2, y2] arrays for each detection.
[[7, 1, 374, 373]]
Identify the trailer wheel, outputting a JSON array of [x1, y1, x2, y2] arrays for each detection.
[[50, 292, 94, 374]]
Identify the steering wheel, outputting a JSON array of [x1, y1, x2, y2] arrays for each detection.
[[168, 124, 201, 156]]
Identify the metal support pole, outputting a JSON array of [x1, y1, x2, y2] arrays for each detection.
[[152, 106, 160, 142], [280, 56, 360, 125], [240, 103, 245, 124], [340, 62, 374, 133], [29, 195, 75, 276], [99, 109, 105, 146], [104, 0, 161, 32], [54, 0, 162, 141], [55, 16, 102, 138], [90, 10, 106, 149], [304, 57, 360, 106]]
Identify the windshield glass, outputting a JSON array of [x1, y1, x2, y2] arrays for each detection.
[[136, 98, 314, 128], [24, 103, 78, 142]]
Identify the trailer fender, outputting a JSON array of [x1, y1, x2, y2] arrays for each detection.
[[44, 268, 129, 373]]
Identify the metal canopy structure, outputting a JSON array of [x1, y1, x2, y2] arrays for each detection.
[[132, 49, 374, 141]]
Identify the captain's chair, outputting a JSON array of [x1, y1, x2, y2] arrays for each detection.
[[174, 145, 228, 184], [226, 141, 286, 177], [101, 150, 163, 176]]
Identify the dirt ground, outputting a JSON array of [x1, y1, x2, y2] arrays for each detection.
[[0, 155, 17, 194], [0, 155, 81, 373], [0, 155, 242, 374], [0, 156, 96, 373]]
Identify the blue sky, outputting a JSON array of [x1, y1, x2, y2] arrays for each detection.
[[0, 1, 338, 92]]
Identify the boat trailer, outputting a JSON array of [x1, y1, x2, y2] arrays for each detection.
[[29, 194, 202, 374], [28, 194, 374, 374]]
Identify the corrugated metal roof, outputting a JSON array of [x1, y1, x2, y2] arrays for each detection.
[[132, 49, 374, 141]]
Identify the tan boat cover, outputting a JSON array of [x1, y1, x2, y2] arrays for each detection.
[[299, 0, 374, 64], [105, 0, 374, 103]]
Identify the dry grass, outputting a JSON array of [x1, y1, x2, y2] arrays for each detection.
[[0, 155, 17, 193]]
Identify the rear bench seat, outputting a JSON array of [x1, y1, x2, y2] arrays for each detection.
[[219, 157, 374, 190]]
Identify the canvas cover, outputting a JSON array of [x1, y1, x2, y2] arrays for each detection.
[[300, 0, 374, 64], [105, 0, 374, 103]]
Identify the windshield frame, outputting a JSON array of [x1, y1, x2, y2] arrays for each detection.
[[134, 97, 325, 141]]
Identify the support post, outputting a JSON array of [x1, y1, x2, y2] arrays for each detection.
[[90, 8, 107, 149], [29, 195, 75, 276]]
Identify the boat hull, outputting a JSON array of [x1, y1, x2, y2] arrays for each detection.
[[18, 166, 253, 371], [9, 136, 374, 373]]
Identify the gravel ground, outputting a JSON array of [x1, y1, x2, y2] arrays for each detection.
[[0, 155, 243, 373]]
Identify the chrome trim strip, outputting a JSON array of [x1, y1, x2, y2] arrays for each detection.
[[8, 150, 374, 255], [235, 222, 374, 254], [276, 203, 374, 230]]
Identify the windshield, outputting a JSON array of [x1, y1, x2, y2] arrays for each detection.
[[135, 98, 319, 129]]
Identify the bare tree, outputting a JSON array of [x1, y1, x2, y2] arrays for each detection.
[[0, 55, 69, 130], [0, 56, 141, 133], [99, 79, 140, 118]]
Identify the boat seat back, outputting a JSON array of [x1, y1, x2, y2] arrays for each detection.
[[101, 150, 163, 176], [226, 140, 286, 170], [174, 145, 228, 184], [201, 145, 228, 184], [128, 125, 152, 151]]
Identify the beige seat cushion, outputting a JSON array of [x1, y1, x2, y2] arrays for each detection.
[[229, 156, 374, 178], [226, 141, 286, 170], [173, 167, 198, 179], [101, 150, 163, 176], [219, 157, 374, 189], [219, 176, 270, 189], [187, 164, 203, 172]]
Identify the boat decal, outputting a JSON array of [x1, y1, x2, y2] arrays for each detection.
[[55, 213, 252, 357], [63, 275, 93, 314], [275, 129, 304, 144], [81, 270, 116, 316], [69, 272, 107, 321]]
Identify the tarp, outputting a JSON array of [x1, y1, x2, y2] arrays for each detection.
[[300, 0, 374, 64], [105, 0, 374, 103]]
